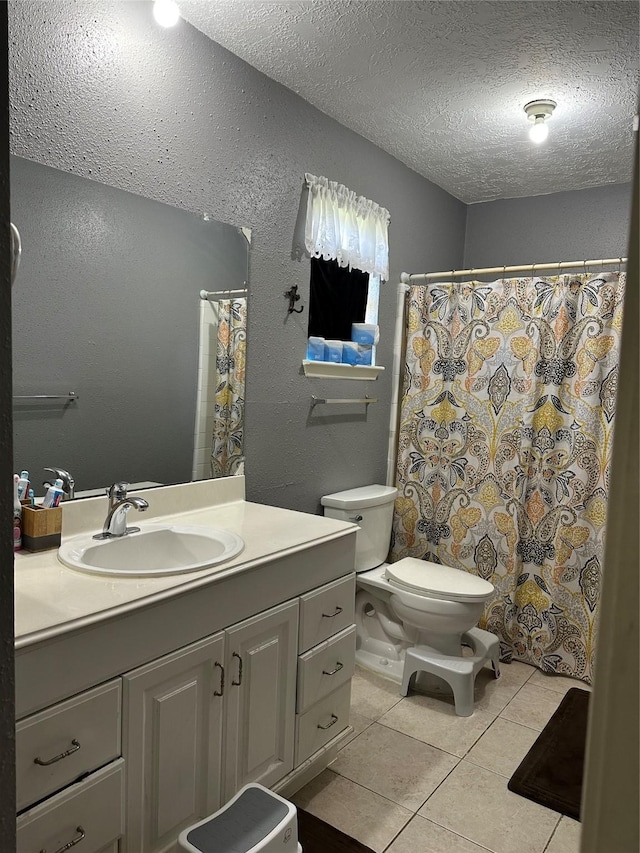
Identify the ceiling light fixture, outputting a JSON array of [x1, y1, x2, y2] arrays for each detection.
[[524, 99, 557, 144], [153, 0, 180, 27]]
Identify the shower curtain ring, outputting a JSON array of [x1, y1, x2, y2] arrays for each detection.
[[618, 257, 623, 274]]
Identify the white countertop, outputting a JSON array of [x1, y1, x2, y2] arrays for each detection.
[[14, 477, 356, 648]]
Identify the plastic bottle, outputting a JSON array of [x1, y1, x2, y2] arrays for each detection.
[[42, 478, 65, 508], [13, 474, 22, 551], [17, 470, 30, 501]]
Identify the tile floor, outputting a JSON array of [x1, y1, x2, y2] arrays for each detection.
[[293, 661, 590, 853]]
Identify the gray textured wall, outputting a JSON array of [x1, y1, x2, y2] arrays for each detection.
[[0, 1, 16, 844], [463, 183, 632, 268], [8, 0, 467, 513], [11, 155, 248, 493]]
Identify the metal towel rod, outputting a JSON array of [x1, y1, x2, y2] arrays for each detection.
[[13, 391, 79, 401], [311, 395, 378, 407]]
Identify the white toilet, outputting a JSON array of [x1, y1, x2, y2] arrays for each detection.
[[321, 484, 500, 716]]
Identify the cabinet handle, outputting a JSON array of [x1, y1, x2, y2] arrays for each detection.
[[34, 739, 81, 766], [317, 713, 338, 730], [214, 661, 225, 696], [232, 651, 243, 686], [321, 606, 343, 618], [39, 824, 85, 852], [322, 661, 344, 676]]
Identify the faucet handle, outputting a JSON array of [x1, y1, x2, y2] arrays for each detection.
[[107, 482, 129, 504]]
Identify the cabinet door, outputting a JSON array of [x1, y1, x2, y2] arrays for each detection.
[[122, 633, 225, 853], [223, 599, 298, 800]]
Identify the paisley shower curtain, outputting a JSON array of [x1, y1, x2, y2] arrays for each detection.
[[390, 272, 625, 683], [210, 298, 247, 478]]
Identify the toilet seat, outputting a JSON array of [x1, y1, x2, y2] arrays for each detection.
[[385, 558, 494, 603]]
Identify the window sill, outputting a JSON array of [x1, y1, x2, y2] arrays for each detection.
[[302, 360, 384, 380]]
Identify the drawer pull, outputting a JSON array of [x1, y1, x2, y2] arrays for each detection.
[[317, 713, 338, 730], [321, 606, 343, 618], [34, 739, 81, 766], [40, 824, 85, 853], [214, 661, 225, 696], [232, 652, 243, 686], [322, 661, 344, 676]]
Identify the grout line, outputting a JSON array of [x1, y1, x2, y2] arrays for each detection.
[[459, 712, 504, 761], [373, 716, 465, 760], [330, 723, 462, 816], [417, 755, 462, 806], [541, 814, 564, 853], [498, 681, 565, 732], [321, 767, 415, 817], [380, 811, 414, 852]]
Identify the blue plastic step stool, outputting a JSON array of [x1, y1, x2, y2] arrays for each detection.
[[177, 783, 302, 853]]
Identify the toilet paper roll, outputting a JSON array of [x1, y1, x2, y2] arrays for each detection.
[[351, 323, 379, 345]]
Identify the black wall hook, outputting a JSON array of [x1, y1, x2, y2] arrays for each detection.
[[284, 285, 304, 314]]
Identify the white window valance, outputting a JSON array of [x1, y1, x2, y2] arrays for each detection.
[[304, 173, 390, 281]]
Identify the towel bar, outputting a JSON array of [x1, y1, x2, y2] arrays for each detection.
[[311, 395, 378, 407]]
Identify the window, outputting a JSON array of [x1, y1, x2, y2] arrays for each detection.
[[303, 173, 388, 368], [308, 257, 369, 341]]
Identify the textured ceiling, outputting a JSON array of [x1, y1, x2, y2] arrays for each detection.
[[181, 0, 639, 203]]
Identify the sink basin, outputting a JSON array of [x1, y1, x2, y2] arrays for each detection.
[[58, 524, 245, 577]]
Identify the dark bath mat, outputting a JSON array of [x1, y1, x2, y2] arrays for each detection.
[[508, 686, 590, 820], [297, 807, 375, 853]]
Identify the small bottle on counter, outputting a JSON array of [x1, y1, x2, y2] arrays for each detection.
[[17, 470, 30, 501], [13, 474, 22, 551]]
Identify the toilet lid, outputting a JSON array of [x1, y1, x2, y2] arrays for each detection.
[[385, 558, 494, 602]]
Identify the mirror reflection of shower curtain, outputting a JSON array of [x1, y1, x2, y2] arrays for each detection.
[[390, 272, 626, 684], [210, 298, 247, 478]]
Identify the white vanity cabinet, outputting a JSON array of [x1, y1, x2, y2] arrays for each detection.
[[122, 599, 298, 853], [15, 499, 358, 853]]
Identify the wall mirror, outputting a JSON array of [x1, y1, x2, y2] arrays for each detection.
[[11, 155, 250, 497]]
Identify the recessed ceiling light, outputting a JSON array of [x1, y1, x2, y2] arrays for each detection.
[[524, 99, 557, 144], [153, 0, 180, 28]]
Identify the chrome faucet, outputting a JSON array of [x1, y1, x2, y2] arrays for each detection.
[[43, 467, 75, 500], [94, 482, 149, 540]]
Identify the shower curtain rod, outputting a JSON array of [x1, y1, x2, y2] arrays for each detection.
[[404, 257, 627, 283]]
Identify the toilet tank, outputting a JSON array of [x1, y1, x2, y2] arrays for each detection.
[[321, 485, 398, 572]]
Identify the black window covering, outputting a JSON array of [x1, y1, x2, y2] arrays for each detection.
[[308, 257, 369, 341]]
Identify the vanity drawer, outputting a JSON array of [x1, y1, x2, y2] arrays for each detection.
[[17, 758, 125, 853], [16, 679, 122, 812], [297, 624, 356, 713], [298, 574, 355, 653], [295, 682, 351, 766]]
